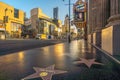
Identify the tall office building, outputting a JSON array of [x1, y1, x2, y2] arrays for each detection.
[[53, 7, 58, 20]]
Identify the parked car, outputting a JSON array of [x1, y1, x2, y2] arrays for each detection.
[[35, 34, 47, 40], [35, 34, 41, 39]]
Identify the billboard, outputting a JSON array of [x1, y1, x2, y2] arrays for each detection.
[[73, 0, 86, 22], [75, 4, 85, 12], [74, 12, 84, 22]]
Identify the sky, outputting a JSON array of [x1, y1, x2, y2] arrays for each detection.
[[1, 0, 78, 23]]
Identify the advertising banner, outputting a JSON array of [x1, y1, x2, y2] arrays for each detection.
[[74, 12, 84, 21]]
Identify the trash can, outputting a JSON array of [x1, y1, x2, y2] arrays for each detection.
[[48, 35, 51, 39]]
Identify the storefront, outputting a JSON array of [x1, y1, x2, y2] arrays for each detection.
[[0, 20, 5, 39], [11, 22, 22, 38]]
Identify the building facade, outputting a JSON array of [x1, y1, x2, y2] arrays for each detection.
[[0, 1, 24, 39], [87, 0, 110, 45], [30, 8, 59, 38], [21, 18, 33, 38], [87, 0, 120, 55], [64, 14, 69, 32]]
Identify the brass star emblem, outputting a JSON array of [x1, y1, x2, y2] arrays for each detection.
[[22, 65, 67, 80]]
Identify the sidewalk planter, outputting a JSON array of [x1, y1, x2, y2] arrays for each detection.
[[102, 25, 120, 55]]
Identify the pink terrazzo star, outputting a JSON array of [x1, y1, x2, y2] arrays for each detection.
[[74, 58, 104, 68], [22, 65, 67, 80]]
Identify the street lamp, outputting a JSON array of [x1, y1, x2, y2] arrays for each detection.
[[63, 0, 71, 43]]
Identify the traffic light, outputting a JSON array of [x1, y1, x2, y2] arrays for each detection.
[[3, 16, 8, 23]]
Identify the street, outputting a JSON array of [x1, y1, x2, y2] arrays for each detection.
[[0, 39, 66, 55], [0, 40, 120, 80]]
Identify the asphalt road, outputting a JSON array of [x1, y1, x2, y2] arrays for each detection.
[[0, 39, 66, 55]]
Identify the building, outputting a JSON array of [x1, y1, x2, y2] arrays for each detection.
[[64, 14, 69, 32], [21, 18, 33, 38], [53, 7, 61, 30], [87, 0, 110, 46], [53, 7, 58, 20], [25, 19, 31, 26], [0, 1, 24, 39], [73, 0, 87, 39], [30, 8, 59, 38], [61, 25, 66, 35], [57, 20, 62, 36], [87, 0, 120, 55], [87, 0, 110, 44]]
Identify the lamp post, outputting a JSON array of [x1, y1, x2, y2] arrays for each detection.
[[63, 0, 71, 43], [69, 0, 71, 43]]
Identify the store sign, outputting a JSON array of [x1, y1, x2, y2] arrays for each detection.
[[75, 4, 85, 12]]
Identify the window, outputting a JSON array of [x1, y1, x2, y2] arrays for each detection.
[[11, 22, 21, 31], [14, 8, 19, 18]]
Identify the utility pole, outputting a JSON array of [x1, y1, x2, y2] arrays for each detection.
[[68, 0, 71, 43], [63, 0, 71, 43]]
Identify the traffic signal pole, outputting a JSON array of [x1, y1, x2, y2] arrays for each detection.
[[68, 0, 71, 43]]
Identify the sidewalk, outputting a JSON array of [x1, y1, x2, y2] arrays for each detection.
[[6, 38, 32, 40], [0, 40, 120, 80]]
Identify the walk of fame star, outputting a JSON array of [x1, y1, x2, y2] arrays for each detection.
[[22, 65, 67, 80], [74, 58, 104, 68]]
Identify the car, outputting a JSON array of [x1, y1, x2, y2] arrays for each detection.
[[35, 34, 41, 39]]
